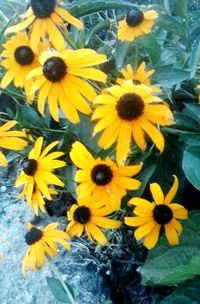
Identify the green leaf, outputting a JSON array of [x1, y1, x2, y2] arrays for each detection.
[[114, 41, 129, 70], [184, 103, 200, 123], [190, 40, 200, 78], [68, 0, 137, 17], [140, 211, 200, 286], [182, 145, 200, 191], [46, 276, 74, 303], [16, 104, 47, 128], [152, 65, 190, 87], [173, 0, 188, 19], [140, 34, 161, 66], [160, 277, 200, 304], [85, 19, 110, 45], [158, 14, 186, 37]]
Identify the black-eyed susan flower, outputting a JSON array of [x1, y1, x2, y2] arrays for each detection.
[[92, 80, 174, 165], [66, 196, 121, 245], [5, 0, 83, 51], [19, 186, 58, 215], [124, 175, 188, 249], [15, 136, 66, 201], [22, 223, 70, 274], [118, 9, 158, 42], [0, 32, 47, 102], [116, 62, 160, 93], [70, 141, 142, 211], [26, 49, 107, 123], [0, 120, 27, 167]]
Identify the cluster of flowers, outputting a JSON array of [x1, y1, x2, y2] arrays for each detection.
[[0, 0, 188, 274]]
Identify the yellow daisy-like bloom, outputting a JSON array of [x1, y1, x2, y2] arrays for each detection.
[[118, 9, 158, 42], [0, 32, 47, 102], [15, 136, 66, 202], [19, 186, 58, 215], [26, 49, 107, 123], [0, 120, 27, 167], [116, 62, 160, 93], [92, 80, 174, 165], [124, 176, 188, 249], [5, 0, 83, 51], [70, 141, 142, 210], [66, 196, 121, 245], [22, 222, 70, 274]]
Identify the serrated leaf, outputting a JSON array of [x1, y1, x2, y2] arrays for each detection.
[[140, 211, 200, 286], [160, 277, 200, 304], [68, 0, 137, 17], [46, 276, 74, 303], [152, 65, 190, 87], [182, 145, 200, 191]]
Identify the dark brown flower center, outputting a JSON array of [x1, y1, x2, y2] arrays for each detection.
[[22, 159, 38, 176], [73, 206, 91, 224], [153, 204, 173, 225], [25, 227, 43, 245], [14, 46, 34, 65], [126, 9, 144, 27], [30, 0, 56, 18], [91, 164, 113, 186], [43, 57, 67, 82], [116, 93, 144, 120]]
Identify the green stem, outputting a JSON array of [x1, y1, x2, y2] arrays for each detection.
[[48, 259, 76, 304]]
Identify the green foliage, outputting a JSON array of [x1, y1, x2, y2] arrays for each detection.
[[161, 277, 200, 304], [140, 211, 200, 286], [46, 277, 75, 303], [183, 146, 200, 191]]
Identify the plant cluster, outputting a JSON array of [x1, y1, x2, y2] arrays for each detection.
[[0, 0, 200, 303]]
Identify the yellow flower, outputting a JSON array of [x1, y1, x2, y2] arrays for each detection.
[[118, 9, 158, 42], [124, 176, 188, 249], [0, 32, 47, 102], [19, 186, 58, 215], [66, 196, 121, 245], [92, 80, 174, 165], [5, 0, 83, 51], [22, 223, 70, 274], [0, 120, 27, 167], [70, 141, 142, 210], [26, 49, 107, 123], [15, 137, 66, 201], [116, 62, 160, 93]]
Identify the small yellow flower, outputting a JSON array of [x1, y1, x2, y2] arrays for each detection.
[[5, 0, 83, 51], [116, 62, 160, 93], [26, 49, 107, 123], [92, 80, 174, 165], [0, 120, 27, 167], [1, 32, 47, 102], [70, 141, 142, 210], [125, 176, 188, 249], [66, 196, 121, 245], [22, 223, 70, 274], [118, 9, 158, 42], [15, 137, 66, 201]]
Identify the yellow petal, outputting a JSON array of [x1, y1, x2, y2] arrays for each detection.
[[150, 183, 164, 205], [164, 175, 178, 205]]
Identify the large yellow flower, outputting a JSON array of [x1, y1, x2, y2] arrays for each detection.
[[0, 32, 47, 102], [22, 223, 70, 274], [124, 176, 188, 249], [0, 120, 27, 167], [26, 49, 107, 123], [70, 141, 142, 210], [92, 80, 174, 165], [5, 0, 83, 51], [118, 9, 158, 42], [15, 136, 66, 201], [116, 62, 160, 93], [18, 186, 58, 215], [66, 196, 121, 245]]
